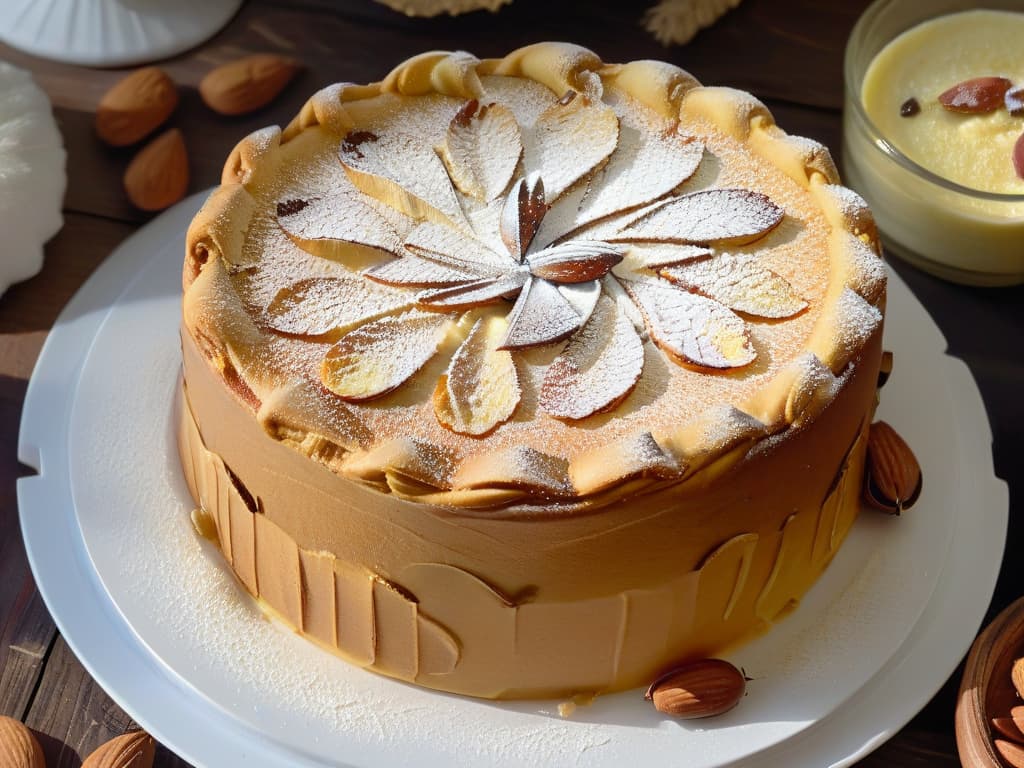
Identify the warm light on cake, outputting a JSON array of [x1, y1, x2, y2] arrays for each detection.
[[179, 43, 886, 700]]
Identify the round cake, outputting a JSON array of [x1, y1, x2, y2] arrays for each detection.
[[179, 43, 887, 700]]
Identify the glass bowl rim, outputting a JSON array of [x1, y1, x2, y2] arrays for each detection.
[[843, 0, 1024, 204]]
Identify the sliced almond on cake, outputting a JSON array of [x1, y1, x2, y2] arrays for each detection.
[[659, 252, 806, 319], [340, 130, 467, 226], [541, 295, 643, 420], [499, 276, 582, 349], [614, 188, 784, 246], [266, 276, 412, 337], [440, 99, 522, 202], [500, 173, 546, 260], [622, 277, 754, 369], [522, 91, 619, 201], [322, 311, 452, 401], [434, 315, 520, 435]]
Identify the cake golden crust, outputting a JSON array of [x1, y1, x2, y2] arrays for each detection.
[[184, 43, 884, 508], [179, 42, 886, 698]]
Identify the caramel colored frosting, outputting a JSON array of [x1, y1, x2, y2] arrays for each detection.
[[180, 43, 886, 698]]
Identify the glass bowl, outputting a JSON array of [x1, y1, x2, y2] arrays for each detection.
[[842, 0, 1024, 286]]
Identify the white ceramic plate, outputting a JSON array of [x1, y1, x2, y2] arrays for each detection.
[[0, 0, 241, 68], [18, 193, 1007, 767]]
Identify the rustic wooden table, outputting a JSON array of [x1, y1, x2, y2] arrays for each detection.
[[1, 1, 1020, 765]]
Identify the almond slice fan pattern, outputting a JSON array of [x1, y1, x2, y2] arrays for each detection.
[[270, 91, 803, 435]]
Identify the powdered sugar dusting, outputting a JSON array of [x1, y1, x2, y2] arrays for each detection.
[[502, 276, 582, 349], [276, 189, 403, 255], [340, 131, 467, 225], [441, 100, 522, 202], [216, 66, 838, 476], [437, 315, 520, 435], [264, 275, 413, 336], [521, 95, 618, 202], [616, 188, 783, 243], [623, 276, 755, 369], [540, 295, 644, 420], [659, 252, 807, 319], [560, 125, 704, 240], [826, 288, 883, 366], [404, 220, 512, 273], [480, 75, 558, 129], [321, 310, 452, 401]]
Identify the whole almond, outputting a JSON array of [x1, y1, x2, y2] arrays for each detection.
[[0, 716, 45, 768], [644, 658, 745, 719], [96, 67, 178, 147], [863, 420, 922, 514], [124, 128, 188, 212], [938, 76, 1013, 114], [996, 738, 1024, 768], [82, 730, 155, 768], [199, 54, 301, 116]]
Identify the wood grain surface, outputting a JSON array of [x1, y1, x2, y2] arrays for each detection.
[[1, 0, 1021, 765]]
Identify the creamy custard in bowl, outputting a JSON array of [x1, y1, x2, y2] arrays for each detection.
[[843, 3, 1024, 285]]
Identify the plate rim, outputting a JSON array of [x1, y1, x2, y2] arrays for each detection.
[[17, 193, 1008, 768]]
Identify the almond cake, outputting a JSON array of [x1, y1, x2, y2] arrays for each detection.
[[178, 43, 887, 700]]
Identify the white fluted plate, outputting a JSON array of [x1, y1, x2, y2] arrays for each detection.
[[0, 0, 242, 68]]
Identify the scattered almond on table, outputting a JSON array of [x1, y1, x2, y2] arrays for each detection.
[[96, 54, 301, 212], [0, 717, 155, 768], [95, 67, 178, 147], [123, 128, 189, 212], [0, 716, 45, 768], [81, 729, 155, 768], [199, 54, 302, 116]]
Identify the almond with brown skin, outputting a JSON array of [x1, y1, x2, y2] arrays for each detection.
[[96, 67, 178, 146], [199, 54, 301, 116], [644, 658, 745, 719], [124, 128, 188, 212], [863, 420, 922, 514], [938, 76, 1013, 114], [81, 730, 155, 768], [0, 716, 44, 768], [996, 738, 1024, 768]]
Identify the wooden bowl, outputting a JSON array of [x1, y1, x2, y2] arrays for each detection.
[[957, 596, 1024, 767]]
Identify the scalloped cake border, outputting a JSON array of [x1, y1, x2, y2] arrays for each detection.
[[181, 42, 886, 510]]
